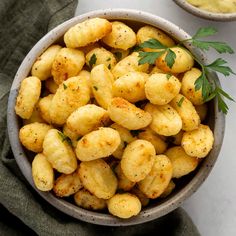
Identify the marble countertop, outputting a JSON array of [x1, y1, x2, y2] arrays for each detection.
[[76, 1, 236, 235]]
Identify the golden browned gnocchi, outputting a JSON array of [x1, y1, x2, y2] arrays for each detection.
[[138, 129, 168, 154], [110, 123, 137, 159], [145, 103, 182, 136], [79, 159, 117, 199], [50, 76, 90, 125], [15, 76, 41, 119], [113, 72, 148, 103], [86, 47, 116, 69], [67, 104, 110, 136], [64, 18, 112, 48], [137, 25, 175, 48], [170, 94, 200, 131], [107, 193, 141, 219], [112, 52, 149, 79], [145, 73, 181, 105], [156, 47, 194, 73], [121, 139, 156, 182], [53, 168, 83, 197], [16, 17, 216, 219], [108, 97, 152, 130], [181, 124, 214, 158], [74, 189, 106, 210], [38, 94, 54, 124], [31, 45, 62, 81], [90, 64, 114, 109], [181, 68, 204, 105], [51, 48, 85, 85], [75, 127, 121, 161], [32, 153, 54, 191], [19, 122, 51, 153], [43, 129, 77, 174], [102, 21, 136, 50], [165, 146, 198, 178], [138, 155, 173, 198], [115, 164, 136, 191]]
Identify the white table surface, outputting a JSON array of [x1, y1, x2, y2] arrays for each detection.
[[76, 1, 236, 235]]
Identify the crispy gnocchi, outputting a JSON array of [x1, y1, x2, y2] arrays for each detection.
[[16, 17, 215, 219]]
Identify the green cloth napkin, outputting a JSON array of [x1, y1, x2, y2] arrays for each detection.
[[0, 0, 200, 235]]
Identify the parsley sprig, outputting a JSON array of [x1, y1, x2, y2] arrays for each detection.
[[138, 27, 235, 114]]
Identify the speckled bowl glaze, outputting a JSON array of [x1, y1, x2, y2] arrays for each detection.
[[7, 9, 225, 226], [174, 0, 236, 21]]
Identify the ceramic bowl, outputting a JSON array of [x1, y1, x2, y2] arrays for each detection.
[[7, 9, 225, 226], [174, 0, 236, 21]]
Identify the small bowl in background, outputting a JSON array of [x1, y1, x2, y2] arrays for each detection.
[[174, 0, 236, 21]]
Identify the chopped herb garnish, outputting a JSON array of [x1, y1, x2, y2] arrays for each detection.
[[114, 51, 122, 61], [166, 73, 172, 80], [63, 83, 67, 90], [58, 131, 72, 145], [93, 86, 98, 91], [106, 57, 111, 61], [89, 54, 97, 67], [177, 97, 184, 107], [137, 27, 235, 114]]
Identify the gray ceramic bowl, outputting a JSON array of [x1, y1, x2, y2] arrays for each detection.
[[7, 9, 225, 226], [174, 0, 236, 21]]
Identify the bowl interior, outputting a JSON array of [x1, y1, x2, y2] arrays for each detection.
[[174, 0, 236, 21], [7, 9, 225, 226]]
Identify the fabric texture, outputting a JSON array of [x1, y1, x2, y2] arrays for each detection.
[[0, 0, 200, 235]]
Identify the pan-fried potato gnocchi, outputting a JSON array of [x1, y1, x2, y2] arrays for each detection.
[[112, 52, 149, 79], [102, 21, 136, 50], [107, 193, 141, 219], [156, 47, 194, 73], [19, 122, 51, 153], [32, 153, 54, 191], [86, 47, 116, 69], [51, 48, 85, 85], [79, 159, 117, 199], [53, 168, 83, 197], [108, 97, 152, 130], [182, 124, 214, 158], [113, 72, 148, 103], [31, 45, 62, 81], [43, 129, 77, 174], [110, 123, 136, 159], [121, 140, 156, 182], [181, 68, 204, 105], [38, 94, 54, 124], [67, 104, 110, 136], [137, 25, 175, 48], [145, 73, 181, 105], [50, 76, 90, 125], [165, 146, 198, 178], [74, 189, 106, 210], [138, 155, 173, 198], [75, 127, 121, 161], [16, 17, 216, 219], [91, 64, 114, 109], [170, 94, 200, 131], [64, 18, 112, 48], [15, 76, 41, 119], [138, 129, 167, 154], [145, 103, 182, 136], [115, 164, 135, 191]]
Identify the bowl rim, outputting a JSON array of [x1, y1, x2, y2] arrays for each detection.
[[174, 0, 236, 21], [7, 8, 225, 226]]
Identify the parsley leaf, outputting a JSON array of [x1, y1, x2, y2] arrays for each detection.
[[93, 86, 98, 91], [106, 57, 111, 61], [63, 83, 67, 90], [177, 97, 184, 107], [89, 54, 97, 67], [165, 49, 176, 68], [139, 38, 167, 49], [192, 27, 218, 39], [166, 73, 172, 80], [206, 58, 236, 76], [114, 51, 122, 61], [138, 51, 165, 65], [58, 132, 72, 146]]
